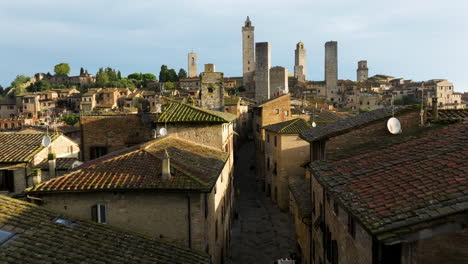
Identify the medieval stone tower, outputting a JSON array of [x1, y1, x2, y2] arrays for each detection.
[[270, 66, 289, 96], [188, 52, 198, 78], [294, 41, 306, 82], [325, 41, 338, 102], [255, 42, 271, 103], [357, 60, 368, 82], [242, 16, 255, 90], [200, 64, 224, 111]]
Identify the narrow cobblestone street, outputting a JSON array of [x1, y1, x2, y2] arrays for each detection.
[[229, 141, 295, 264]]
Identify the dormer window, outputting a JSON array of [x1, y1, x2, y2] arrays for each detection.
[[91, 203, 107, 224]]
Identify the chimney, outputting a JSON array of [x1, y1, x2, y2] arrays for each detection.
[[32, 169, 42, 185], [162, 149, 171, 180], [48, 153, 56, 179], [432, 97, 438, 121]]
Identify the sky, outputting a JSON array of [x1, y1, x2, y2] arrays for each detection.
[[1, 0, 467, 92]]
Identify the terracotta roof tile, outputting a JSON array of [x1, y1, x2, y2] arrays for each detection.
[[427, 109, 468, 123], [155, 103, 236, 123], [264, 118, 311, 134], [0, 134, 59, 163], [29, 136, 228, 193], [310, 123, 468, 235], [300, 106, 415, 142], [0, 195, 209, 263]]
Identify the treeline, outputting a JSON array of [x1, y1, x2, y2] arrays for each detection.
[[1, 63, 190, 97]]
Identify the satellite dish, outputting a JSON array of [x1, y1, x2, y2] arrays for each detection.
[[387, 117, 402, 134], [41, 135, 51, 147], [312, 121, 317, 128], [159, 127, 168, 136]]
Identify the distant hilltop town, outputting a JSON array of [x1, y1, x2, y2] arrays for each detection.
[[0, 16, 466, 128], [0, 16, 468, 264]]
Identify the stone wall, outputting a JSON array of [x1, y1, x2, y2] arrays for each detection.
[[311, 173, 373, 264], [270, 66, 289, 96], [37, 157, 233, 264], [255, 42, 271, 103], [242, 18, 255, 89], [188, 53, 198, 78], [201, 72, 224, 112], [294, 42, 307, 82], [325, 41, 338, 103], [357, 60, 369, 82], [80, 114, 156, 161]]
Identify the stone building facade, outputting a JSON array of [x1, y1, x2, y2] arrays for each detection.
[[325, 41, 338, 103], [200, 65, 224, 112], [357, 60, 368, 82], [263, 118, 310, 211], [253, 94, 292, 192], [255, 42, 271, 104], [242, 16, 255, 89], [294, 42, 307, 82], [188, 52, 198, 78], [28, 135, 234, 264], [270, 66, 289, 96]]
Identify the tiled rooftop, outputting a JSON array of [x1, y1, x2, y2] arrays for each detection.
[[263, 118, 311, 134], [310, 123, 468, 237], [155, 102, 236, 123], [0, 134, 59, 163], [0, 195, 209, 263], [37, 158, 80, 170], [427, 109, 468, 123], [29, 136, 228, 194], [300, 106, 414, 142]]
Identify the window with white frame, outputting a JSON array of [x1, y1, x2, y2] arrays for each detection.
[[91, 203, 107, 223]]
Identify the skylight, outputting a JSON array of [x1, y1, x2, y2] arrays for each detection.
[[0, 229, 14, 245], [52, 217, 76, 227]]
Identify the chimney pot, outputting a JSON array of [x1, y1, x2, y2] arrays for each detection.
[[162, 149, 171, 180]]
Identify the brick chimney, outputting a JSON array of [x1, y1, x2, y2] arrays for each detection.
[[432, 97, 439, 121], [162, 149, 171, 180]]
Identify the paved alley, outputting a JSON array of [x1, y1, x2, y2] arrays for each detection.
[[229, 141, 295, 264]]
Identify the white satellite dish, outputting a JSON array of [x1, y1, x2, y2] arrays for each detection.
[[41, 135, 51, 147], [387, 117, 402, 134], [159, 127, 168, 136], [312, 121, 317, 128]]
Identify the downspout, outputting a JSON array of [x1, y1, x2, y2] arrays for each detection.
[[187, 194, 192, 249], [24, 166, 28, 189]]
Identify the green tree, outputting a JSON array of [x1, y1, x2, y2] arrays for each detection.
[[9, 75, 30, 95], [54, 63, 71, 76], [96, 68, 110, 86], [178, 68, 187, 80], [128, 73, 142, 80], [142, 73, 156, 82], [117, 71, 122, 79], [159, 65, 169, 82], [61, 115, 80, 126], [80, 67, 84, 75], [105, 67, 118, 82], [27, 80, 51, 92], [165, 81, 175, 90], [167, 69, 178, 82]]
